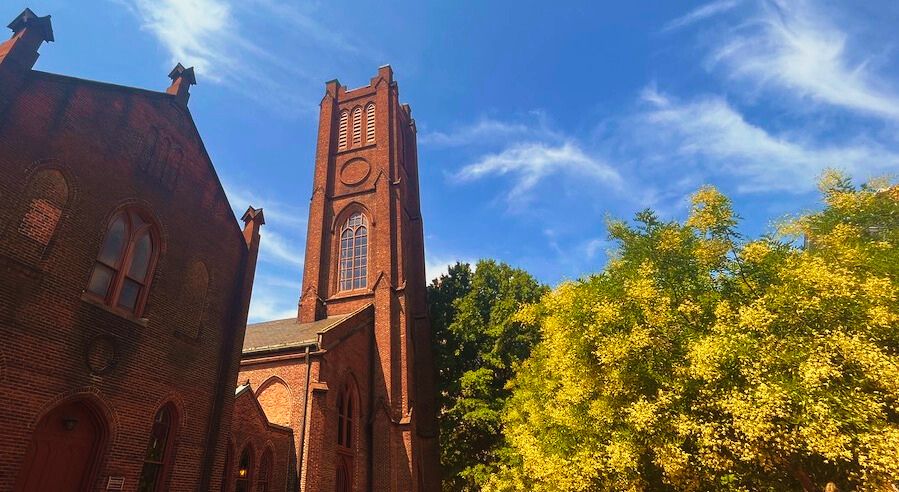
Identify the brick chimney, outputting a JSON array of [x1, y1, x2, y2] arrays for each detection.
[[166, 63, 196, 106], [0, 8, 53, 72]]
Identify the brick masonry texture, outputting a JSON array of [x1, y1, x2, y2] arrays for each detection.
[[227, 386, 296, 492], [0, 9, 259, 492]]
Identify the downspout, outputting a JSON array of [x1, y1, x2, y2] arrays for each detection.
[[297, 344, 313, 491]]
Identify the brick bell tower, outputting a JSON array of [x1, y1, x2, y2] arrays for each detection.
[[298, 65, 439, 491]]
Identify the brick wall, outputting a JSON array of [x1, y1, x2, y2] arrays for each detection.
[[0, 39, 251, 491], [228, 388, 295, 492]]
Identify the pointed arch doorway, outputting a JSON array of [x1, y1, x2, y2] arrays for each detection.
[[14, 398, 107, 492]]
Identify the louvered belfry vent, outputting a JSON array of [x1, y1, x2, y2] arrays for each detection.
[[365, 103, 375, 144], [352, 106, 363, 146], [338, 110, 349, 150]]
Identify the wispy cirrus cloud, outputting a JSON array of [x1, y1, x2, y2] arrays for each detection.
[[454, 141, 623, 203], [631, 88, 899, 193], [705, 0, 899, 121], [122, 0, 238, 82], [116, 0, 374, 113], [662, 0, 742, 32], [419, 113, 557, 147], [259, 230, 304, 268]]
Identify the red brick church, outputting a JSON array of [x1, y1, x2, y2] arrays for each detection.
[[235, 66, 440, 491], [0, 7, 439, 492]]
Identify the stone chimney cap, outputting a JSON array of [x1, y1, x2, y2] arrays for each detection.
[[168, 63, 197, 85], [242, 206, 265, 225], [8, 8, 54, 42]]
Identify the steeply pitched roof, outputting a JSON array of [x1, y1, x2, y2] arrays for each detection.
[[242, 313, 353, 355]]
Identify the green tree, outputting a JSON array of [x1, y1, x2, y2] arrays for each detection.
[[429, 260, 548, 491], [488, 175, 899, 492]]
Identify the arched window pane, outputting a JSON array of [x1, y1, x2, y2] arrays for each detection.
[[257, 449, 273, 492], [338, 214, 367, 291], [87, 264, 115, 297], [138, 405, 175, 492], [117, 279, 141, 311], [98, 215, 127, 265], [236, 447, 252, 492], [87, 208, 159, 316], [128, 232, 153, 280]]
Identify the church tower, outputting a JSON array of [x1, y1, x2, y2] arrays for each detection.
[[297, 65, 439, 490]]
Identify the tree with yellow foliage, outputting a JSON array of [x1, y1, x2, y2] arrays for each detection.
[[487, 174, 899, 491]]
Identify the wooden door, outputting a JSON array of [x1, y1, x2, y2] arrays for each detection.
[[15, 400, 105, 492]]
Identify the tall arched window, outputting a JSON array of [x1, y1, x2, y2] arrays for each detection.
[[335, 382, 356, 492], [351, 106, 363, 146], [137, 404, 178, 492], [365, 103, 376, 144], [86, 208, 158, 316], [257, 448, 273, 492], [235, 445, 253, 492], [338, 212, 367, 291], [338, 110, 349, 150]]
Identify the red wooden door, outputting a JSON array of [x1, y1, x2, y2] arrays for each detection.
[[15, 400, 104, 492]]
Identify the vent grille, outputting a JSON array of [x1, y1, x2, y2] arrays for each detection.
[[338, 110, 348, 150], [352, 107, 363, 146], [366, 103, 376, 143]]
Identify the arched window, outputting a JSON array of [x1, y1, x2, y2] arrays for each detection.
[[257, 448, 273, 492], [335, 382, 356, 492], [335, 459, 350, 492], [338, 212, 367, 291], [338, 110, 349, 150], [365, 103, 376, 144], [235, 445, 253, 492], [137, 404, 177, 492], [86, 208, 158, 316], [351, 106, 363, 146]]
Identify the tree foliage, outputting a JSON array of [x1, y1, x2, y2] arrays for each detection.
[[429, 260, 548, 491], [487, 175, 899, 491]]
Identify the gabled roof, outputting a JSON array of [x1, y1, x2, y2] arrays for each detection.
[[20, 69, 248, 251], [234, 382, 292, 433], [242, 303, 373, 355]]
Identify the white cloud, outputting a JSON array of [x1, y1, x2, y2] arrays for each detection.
[[425, 254, 475, 283], [420, 118, 533, 147], [222, 181, 308, 230], [583, 238, 609, 259], [259, 230, 304, 267], [662, 0, 741, 32], [247, 295, 296, 323], [126, 0, 236, 81], [634, 88, 899, 193], [455, 141, 623, 202], [117, 0, 367, 114], [707, 0, 899, 120]]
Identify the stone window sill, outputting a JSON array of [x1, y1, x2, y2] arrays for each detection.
[[81, 292, 149, 328]]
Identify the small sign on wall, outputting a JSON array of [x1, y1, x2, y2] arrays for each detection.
[[106, 477, 125, 490]]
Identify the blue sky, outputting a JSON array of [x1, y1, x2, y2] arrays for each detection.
[[18, 0, 899, 322]]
